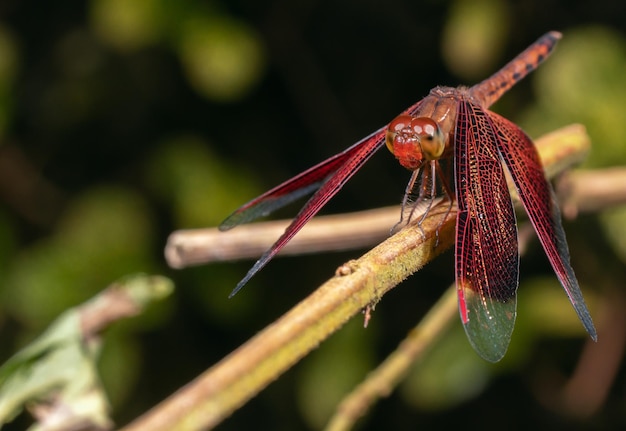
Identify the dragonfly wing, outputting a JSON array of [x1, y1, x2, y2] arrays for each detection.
[[220, 98, 426, 230], [225, 99, 426, 296], [227, 127, 387, 296], [455, 101, 519, 362], [489, 111, 597, 340], [219, 127, 384, 230]]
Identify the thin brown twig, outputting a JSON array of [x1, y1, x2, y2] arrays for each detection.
[[165, 206, 400, 267], [558, 167, 626, 219]]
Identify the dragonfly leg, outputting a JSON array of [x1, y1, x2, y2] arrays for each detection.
[[391, 168, 422, 234], [433, 161, 455, 247], [416, 161, 438, 228]]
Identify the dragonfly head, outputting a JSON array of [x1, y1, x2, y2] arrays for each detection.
[[385, 115, 446, 170]]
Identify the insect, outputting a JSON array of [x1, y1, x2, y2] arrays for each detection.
[[220, 31, 596, 362]]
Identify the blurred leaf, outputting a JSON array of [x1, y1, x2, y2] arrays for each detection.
[[442, 0, 509, 80], [34, 30, 107, 134], [0, 302, 107, 429], [146, 135, 260, 227], [600, 207, 626, 264], [400, 322, 491, 410], [90, 0, 164, 51], [178, 16, 265, 101], [97, 331, 142, 412], [183, 265, 260, 326], [2, 187, 155, 327], [520, 277, 598, 339], [296, 319, 375, 429]]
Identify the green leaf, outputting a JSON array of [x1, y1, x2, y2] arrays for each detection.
[[0, 274, 173, 429]]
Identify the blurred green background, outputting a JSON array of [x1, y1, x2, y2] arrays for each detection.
[[0, 0, 625, 429]]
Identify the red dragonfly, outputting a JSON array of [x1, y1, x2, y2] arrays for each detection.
[[220, 31, 596, 362]]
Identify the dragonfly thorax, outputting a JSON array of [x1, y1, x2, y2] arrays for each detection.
[[385, 115, 445, 170]]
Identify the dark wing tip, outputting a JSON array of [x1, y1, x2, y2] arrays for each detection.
[[228, 273, 250, 298], [578, 308, 598, 341], [228, 254, 270, 298], [219, 213, 243, 232], [228, 279, 247, 298]]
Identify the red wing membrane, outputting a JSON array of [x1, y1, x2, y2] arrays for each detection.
[[219, 127, 385, 231], [224, 100, 425, 297], [455, 100, 519, 362], [488, 112, 597, 340], [227, 128, 386, 296]]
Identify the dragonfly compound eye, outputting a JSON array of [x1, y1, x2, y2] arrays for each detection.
[[386, 115, 444, 170], [409, 117, 445, 160], [385, 115, 413, 153]]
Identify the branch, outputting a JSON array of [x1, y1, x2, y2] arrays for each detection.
[[165, 206, 399, 267], [123, 124, 591, 431], [558, 166, 626, 218]]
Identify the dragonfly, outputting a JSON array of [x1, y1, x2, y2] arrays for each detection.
[[220, 31, 596, 362]]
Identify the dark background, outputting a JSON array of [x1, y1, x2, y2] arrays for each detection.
[[0, 0, 625, 429]]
